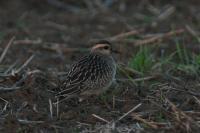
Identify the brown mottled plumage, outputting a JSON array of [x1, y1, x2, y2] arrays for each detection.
[[57, 40, 116, 98]]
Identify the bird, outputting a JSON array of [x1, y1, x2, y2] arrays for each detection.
[[56, 40, 116, 100]]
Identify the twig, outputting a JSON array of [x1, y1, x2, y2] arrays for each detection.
[[184, 111, 200, 115], [118, 65, 143, 75], [165, 98, 200, 129], [13, 38, 42, 45], [0, 97, 9, 113], [33, 104, 38, 113], [26, 69, 42, 75], [157, 6, 175, 21], [17, 101, 28, 113], [193, 96, 200, 106], [18, 119, 44, 124], [132, 76, 157, 82], [56, 98, 59, 118], [3, 60, 19, 74], [132, 114, 158, 129], [0, 36, 15, 64], [112, 95, 115, 109], [92, 114, 110, 123], [76, 121, 91, 127], [134, 29, 185, 46], [117, 76, 157, 82], [135, 35, 162, 46], [147, 5, 160, 15], [15, 55, 35, 73], [49, 99, 53, 119], [108, 29, 144, 41], [185, 25, 200, 43], [46, 21, 68, 31], [0, 86, 20, 91], [117, 103, 142, 122], [170, 87, 200, 97]]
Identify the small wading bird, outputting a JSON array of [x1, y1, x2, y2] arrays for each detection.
[[56, 40, 117, 101]]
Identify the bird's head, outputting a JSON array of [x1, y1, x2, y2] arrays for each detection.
[[91, 40, 112, 55]]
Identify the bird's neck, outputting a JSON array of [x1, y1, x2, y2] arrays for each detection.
[[90, 51, 111, 57]]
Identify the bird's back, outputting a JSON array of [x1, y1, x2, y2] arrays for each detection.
[[58, 53, 116, 97]]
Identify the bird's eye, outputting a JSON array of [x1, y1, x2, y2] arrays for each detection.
[[104, 46, 109, 50]]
